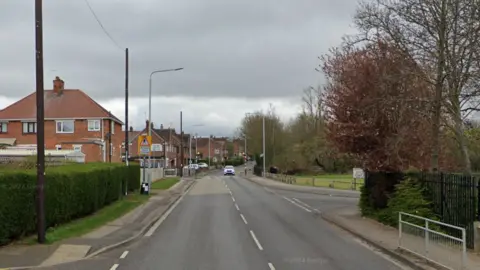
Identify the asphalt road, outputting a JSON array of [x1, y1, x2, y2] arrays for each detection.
[[44, 173, 410, 270]]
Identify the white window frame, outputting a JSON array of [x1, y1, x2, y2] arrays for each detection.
[[23, 122, 37, 134], [0, 122, 7, 133], [87, 120, 100, 131], [111, 121, 114, 134], [56, 120, 75, 134]]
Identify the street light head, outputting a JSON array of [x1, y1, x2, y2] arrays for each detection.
[[174, 68, 184, 71]]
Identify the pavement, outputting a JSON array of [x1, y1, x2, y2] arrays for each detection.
[[34, 173, 417, 270], [0, 176, 196, 269]]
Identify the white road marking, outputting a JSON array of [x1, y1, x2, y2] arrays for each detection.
[[119, 251, 129, 259], [235, 203, 240, 211], [232, 196, 236, 202], [292, 198, 322, 213], [144, 182, 195, 237], [283, 196, 312, 212], [240, 214, 248, 224], [109, 264, 119, 270], [268, 262, 276, 270], [250, 230, 264, 250]]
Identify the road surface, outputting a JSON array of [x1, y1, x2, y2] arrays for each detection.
[[45, 173, 410, 270]]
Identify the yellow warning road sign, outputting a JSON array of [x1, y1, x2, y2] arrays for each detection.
[[137, 135, 152, 156]]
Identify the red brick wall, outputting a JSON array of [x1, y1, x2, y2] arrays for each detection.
[[0, 119, 123, 163]]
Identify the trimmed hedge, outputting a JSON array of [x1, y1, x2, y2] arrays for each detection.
[[0, 163, 140, 246]]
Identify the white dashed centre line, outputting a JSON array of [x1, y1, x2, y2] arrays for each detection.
[[232, 196, 236, 202], [240, 214, 248, 224], [120, 251, 129, 259], [268, 262, 276, 270], [235, 203, 240, 211], [249, 230, 264, 250], [109, 264, 119, 270]]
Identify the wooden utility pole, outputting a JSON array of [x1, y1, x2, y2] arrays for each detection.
[[180, 111, 184, 177], [124, 48, 129, 166], [35, 0, 46, 244]]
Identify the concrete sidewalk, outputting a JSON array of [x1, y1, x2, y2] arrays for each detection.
[[244, 174, 360, 198], [322, 206, 480, 270], [0, 178, 196, 269]]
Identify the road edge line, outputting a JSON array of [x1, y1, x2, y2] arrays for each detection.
[[5, 180, 197, 270]]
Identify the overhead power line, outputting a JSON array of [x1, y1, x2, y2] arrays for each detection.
[[83, 0, 123, 50]]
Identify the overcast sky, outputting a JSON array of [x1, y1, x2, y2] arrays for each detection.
[[0, 0, 358, 136]]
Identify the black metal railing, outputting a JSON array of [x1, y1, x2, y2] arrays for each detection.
[[364, 171, 479, 249]]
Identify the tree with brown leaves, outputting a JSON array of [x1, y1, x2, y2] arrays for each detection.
[[323, 41, 434, 171]]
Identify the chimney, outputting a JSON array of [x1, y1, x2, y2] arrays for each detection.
[[53, 76, 64, 95], [145, 120, 150, 131], [160, 124, 164, 129], [129, 126, 133, 132]]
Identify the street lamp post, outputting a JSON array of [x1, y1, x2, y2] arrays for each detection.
[[208, 135, 211, 167], [262, 115, 266, 177], [148, 68, 183, 138], [195, 133, 198, 163]]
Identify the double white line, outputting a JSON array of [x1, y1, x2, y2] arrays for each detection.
[[282, 196, 321, 214]]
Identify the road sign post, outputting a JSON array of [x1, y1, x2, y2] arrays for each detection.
[[138, 135, 152, 195]]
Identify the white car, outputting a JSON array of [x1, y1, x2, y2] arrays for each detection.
[[198, 162, 208, 168], [224, 165, 235, 176]]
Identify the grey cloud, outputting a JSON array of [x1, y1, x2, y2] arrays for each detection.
[[0, 0, 357, 99]]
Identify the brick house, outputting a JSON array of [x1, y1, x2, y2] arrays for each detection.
[[154, 124, 182, 167], [196, 137, 226, 162], [0, 76, 123, 162]]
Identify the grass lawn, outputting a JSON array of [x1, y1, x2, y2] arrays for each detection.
[[151, 177, 180, 190], [294, 174, 364, 191], [22, 193, 149, 244]]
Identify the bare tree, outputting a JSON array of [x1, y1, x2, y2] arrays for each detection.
[[354, 0, 480, 173]]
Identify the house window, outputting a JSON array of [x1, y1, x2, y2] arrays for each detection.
[[87, 120, 100, 131], [111, 121, 114, 134], [73, 145, 82, 152], [0, 122, 7, 133], [56, 120, 74, 133], [23, 122, 36, 134]]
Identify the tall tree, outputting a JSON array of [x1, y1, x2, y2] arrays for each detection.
[[354, 0, 480, 173], [322, 40, 434, 171]]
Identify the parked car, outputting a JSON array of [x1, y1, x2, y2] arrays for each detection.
[[198, 162, 208, 168], [224, 165, 235, 176]]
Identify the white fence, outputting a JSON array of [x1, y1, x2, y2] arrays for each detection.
[[398, 212, 466, 270]]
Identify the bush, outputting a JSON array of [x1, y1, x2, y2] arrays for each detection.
[[360, 176, 437, 227], [0, 163, 140, 246], [224, 157, 245, 167]]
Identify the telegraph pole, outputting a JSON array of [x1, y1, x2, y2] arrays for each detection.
[[35, 0, 46, 244], [179, 111, 184, 177], [124, 48, 129, 166]]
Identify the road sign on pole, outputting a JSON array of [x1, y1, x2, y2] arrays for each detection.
[[138, 135, 152, 156]]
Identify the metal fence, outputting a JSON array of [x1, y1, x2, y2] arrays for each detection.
[[164, 168, 178, 176], [399, 212, 466, 270], [364, 171, 479, 249]]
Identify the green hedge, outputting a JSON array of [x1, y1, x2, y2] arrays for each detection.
[[0, 163, 140, 246], [224, 158, 245, 167]]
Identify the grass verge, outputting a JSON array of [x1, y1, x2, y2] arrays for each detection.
[[294, 174, 364, 191], [151, 177, 180, 190], [22, 193, 149, 244]]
